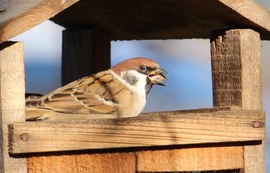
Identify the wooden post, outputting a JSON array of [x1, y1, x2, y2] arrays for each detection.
[[210, 29, 264, 172], [0, 42, 26, 172], [61, 28, 111, 85]]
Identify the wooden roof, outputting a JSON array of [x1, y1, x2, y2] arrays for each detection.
[[0, 0, 270, 43], [51, 0, 270, 40]]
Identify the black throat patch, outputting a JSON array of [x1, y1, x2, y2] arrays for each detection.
[[122, 73, 139, 86]]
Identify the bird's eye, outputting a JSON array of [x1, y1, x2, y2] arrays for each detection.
[[140, 65, 146, 71]]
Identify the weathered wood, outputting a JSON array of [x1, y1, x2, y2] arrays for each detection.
[[137, 146, 243, 172], [62, 28, 111, 85], [210, 29, 264, 172], [211, 29, 262, 109], [0, 42, 26, 172], [0, 0, 78, 44], [27, 152, 135, 173], [9, 110, 264, 154]]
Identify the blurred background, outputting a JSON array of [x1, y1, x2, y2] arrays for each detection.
[[11, 0, 269, 171]]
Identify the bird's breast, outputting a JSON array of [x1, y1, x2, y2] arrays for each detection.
[[118, 94, 146, 118]]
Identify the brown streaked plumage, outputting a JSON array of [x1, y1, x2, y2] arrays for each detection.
[[26, 57, 167, 121]]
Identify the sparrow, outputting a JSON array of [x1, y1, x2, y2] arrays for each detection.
[[26, 57, 167, 121]]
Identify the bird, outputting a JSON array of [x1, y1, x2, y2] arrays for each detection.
[[25, 57, 167, 122]]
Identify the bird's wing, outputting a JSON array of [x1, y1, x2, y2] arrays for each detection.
[[26, 70, 128, 115]]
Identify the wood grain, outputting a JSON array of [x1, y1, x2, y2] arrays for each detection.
[[211, 29, 262, 109], [211, 29, 265, 172], [9, 110, 264, 154], [0, 42, 26, 172], [137, 146, 243, 172], [27, 152, 135, 173], [0, 0, 78, 44]]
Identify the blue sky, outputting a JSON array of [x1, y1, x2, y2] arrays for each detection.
[[11, 0, 270, 171]]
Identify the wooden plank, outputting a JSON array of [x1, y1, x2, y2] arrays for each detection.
[[62, 28, 111, 85], [0, 0, 78, 44], [0, 42, 26, 172], [137, 146, 243, 172], [9, 110, 264, 154], [210, 29, 265, 172], [27, 152, 135, 173]]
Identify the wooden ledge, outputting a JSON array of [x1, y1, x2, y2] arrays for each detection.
[[8, 109, 264, 154]]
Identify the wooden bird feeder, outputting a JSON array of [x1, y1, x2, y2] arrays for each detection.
[[0, 0, 269, 172]]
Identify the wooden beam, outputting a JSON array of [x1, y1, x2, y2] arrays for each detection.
[[0, 0, 78, 44], [210, 29, 264, 172], [9, 110, 264, 154], [0, 42, 26, 172], [62, 28, 111, 85]]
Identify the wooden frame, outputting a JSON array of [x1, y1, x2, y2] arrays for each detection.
[[4, 29, 265, 173], [0, 1, 268, 172]]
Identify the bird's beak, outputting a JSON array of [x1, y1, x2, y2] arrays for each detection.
[[148, 68, 167, 86]]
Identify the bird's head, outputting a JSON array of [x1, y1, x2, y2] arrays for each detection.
[[111, 57, 167, 95]]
